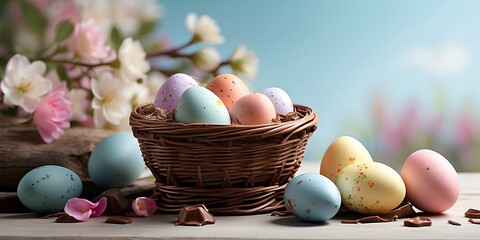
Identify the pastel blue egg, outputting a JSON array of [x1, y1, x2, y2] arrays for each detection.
[[88, 132, 145, 188], [284, 173, 341, 222], [175, 86, 231, 125], [17, 165, 82, 213]]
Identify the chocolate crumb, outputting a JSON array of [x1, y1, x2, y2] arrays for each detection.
[[448, 220, 461, 226], [55, 214, 80, 223], [465, 208, 480, 218], [469, 218, 480, 224], [404, 216, 432, 227], [341, 219, 359, 224], [358, 215, 398, 223], [105, 216, 133, 224], [379, 203, 416, 219], [270, 211, 292, 216]]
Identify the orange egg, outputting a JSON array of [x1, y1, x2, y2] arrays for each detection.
[[206, 74, 250, 109], [229, 93, 277, 125]]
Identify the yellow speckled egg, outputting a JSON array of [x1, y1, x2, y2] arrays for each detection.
[[320, 136, 373, 183], [336, 162, 406, 214], [206, 74, 250, 110]]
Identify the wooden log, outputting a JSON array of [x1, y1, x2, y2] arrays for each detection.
[[0, 116, 114, 190]]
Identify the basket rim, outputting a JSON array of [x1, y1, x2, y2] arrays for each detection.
[[131, 103, 319, 129]]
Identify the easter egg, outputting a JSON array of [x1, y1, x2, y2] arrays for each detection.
[[229, 93, 277, 125], [401, 149, 460, 213], [88, 132, 145, 188], [336, 162, 406, 214], [205, 74, 250, 110], [284, 173, 341, 222], [17, 165, 82, 213], [175, 86, 231, 125], [258, 87, 293, 115], [154, 73, 198, 111], [320, 136, 373, 183]]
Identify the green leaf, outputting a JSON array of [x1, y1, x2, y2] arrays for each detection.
[[20, 0, 47, 37], [110, 27, 122, 52], [56, 66, 68, 82], [54, 19, 74, 43], [137, 21, 156, 38]]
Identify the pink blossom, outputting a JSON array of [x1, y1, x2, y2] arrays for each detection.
[[33, 87, 72, 143], [64, 197, 107, 221], [69, 19, 112, 64], [456, 114, 476, 145], [132, 197, 157, 217]]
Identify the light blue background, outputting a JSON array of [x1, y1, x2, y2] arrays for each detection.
[[157, 0, 480, 161]]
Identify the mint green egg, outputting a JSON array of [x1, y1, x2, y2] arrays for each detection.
[[175, 86, 231, 125]]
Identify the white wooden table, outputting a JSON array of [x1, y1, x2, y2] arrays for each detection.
[[1, 162, 479, 240]]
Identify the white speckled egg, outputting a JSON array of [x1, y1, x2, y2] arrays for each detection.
[[336, 162, 406, 215], [258, 87, 293, 115], [284, 173, 341, 222], [175, 86, 231, 125], [17, 165, 83, 213]]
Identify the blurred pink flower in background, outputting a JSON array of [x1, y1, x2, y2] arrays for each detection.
[[33, 85, 72, 143], [69, 19, 113, 64], [456, 113, 476, 170]]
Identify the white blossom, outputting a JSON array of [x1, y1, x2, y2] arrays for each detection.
[[91, 71, 133, 127], [230, 45, 259, 79], [69, 88, 89, 122], [0, 54, 52, 113], [118, 38, 151, 82], [191, 47, 221, 72], [185, 12, 225, 45]]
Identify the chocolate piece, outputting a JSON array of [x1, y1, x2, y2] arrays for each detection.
[[43, 212, 65, 219], [341, 219, 359, 224], [92, 188, 130, 215], [469, 218, 480, 224], [270, 211, 292, 216], [379, 203, 416, 219], [55, 214, 81, 223], [448, 220, 461, 226], [358, 215, 398, 223], [404, 216, 432, 227], [465, 208, 480, 218], [175, 204, 215, 226], [105, 216, 133, 224]]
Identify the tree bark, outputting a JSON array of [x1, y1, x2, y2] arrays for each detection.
[[0, 116, 114, 190]]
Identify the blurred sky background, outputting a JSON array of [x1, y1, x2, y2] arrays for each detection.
[[158, 0, 480, 171]]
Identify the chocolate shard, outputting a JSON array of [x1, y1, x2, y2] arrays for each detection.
[[404, 216, 432, 227], [469, 218, 480, 224], [105, 216, 133, 224], [270, 211, 292, 216], [357, 215, 398, 223], [92, 188, 130, 215], [465, 208, 480, 218], [55, 214, 81, 223], [448, 220, 461, 226], [175, 204, 215, 226], [341, 219, 359, 224], [379, 203, 416, 219]]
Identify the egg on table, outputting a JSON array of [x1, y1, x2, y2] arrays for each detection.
[[229, 93, 277, 125], [154, 73, 198, 111], [205, 74, 250, 110], [320, 136, 373, 183], [17, 165, 83, 213], [88, 132, 146, 188], [175, 86, 231, 125], [336, 162, 406, 214], [284, 173, 341, 222], [401, 149, 460, 213], [258, 87, 294, 115]]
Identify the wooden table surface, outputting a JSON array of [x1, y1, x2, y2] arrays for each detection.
[[1, 162, 479, 240]]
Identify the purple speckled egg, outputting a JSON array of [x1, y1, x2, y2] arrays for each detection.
[[258, 87, 294, 115], [154, 73, 198, 111]]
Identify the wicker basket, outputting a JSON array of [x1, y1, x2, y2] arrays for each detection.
[[129, 103, 318, 215]]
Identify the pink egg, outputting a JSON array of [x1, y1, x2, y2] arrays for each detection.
[[229, 93, 276, 125], [400, 149, 460, 213], [153, 73, 198, 111]]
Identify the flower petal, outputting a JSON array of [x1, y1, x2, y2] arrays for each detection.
[[132, 197, 157, 217], [185, 12, 197, 33], [90, 197, 107, 217], [64, 198, 96, 221]]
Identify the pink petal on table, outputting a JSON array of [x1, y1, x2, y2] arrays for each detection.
[[64, 197, 107, 221], [132, 197, 158, 217]]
